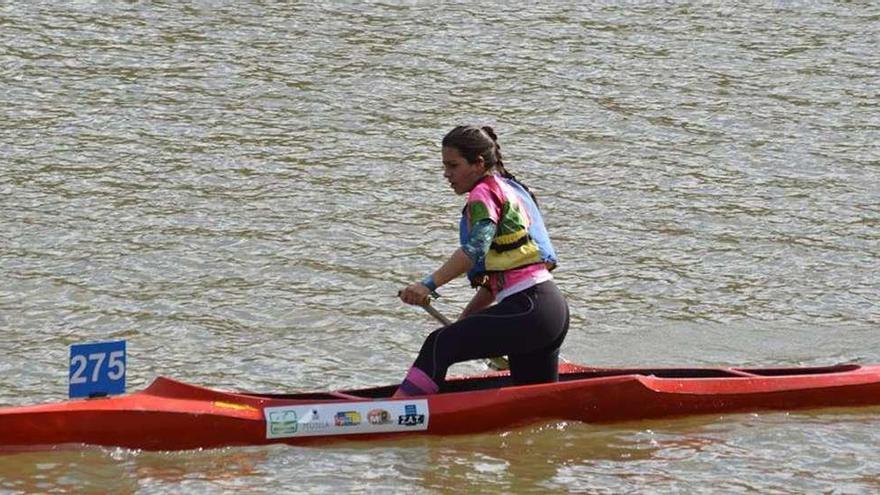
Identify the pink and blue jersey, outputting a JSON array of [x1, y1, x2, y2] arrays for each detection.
[[459, 175, 558, 300]]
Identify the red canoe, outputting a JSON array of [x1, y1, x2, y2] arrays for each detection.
[[2, 362, 880, 452]]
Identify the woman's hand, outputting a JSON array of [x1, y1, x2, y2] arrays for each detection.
[[399, 282, 432, 306], [399, 248, 474, 306]]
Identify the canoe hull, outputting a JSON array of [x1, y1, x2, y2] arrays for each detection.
[[3, 363, 880, 451]]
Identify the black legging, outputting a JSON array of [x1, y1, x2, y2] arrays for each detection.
[[412, 280, 569, 388]]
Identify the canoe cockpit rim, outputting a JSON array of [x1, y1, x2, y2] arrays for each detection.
[[140, 364, 868, 402]]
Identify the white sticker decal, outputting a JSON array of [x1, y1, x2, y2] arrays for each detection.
[[265, 399, 429, 439]]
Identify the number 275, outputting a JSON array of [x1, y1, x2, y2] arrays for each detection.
[[70, 351, 125, 384]]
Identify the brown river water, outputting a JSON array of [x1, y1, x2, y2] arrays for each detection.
[[1, 1, 878, 493]]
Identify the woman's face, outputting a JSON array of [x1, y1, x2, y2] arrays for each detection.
[[442, 146, 487, 195]]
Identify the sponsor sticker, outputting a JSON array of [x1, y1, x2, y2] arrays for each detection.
[[398, 403, 426, 427], [266, 409, 298, 437], [368, 408, 392, 425], [265, 400, 429, 439], [335, 411, 362, 426], [299, 409, 333, 433]]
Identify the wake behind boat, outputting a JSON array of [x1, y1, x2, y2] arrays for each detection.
[[2, 362, 880, 452]]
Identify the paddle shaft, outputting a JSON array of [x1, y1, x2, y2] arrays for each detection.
[[420, 303, 452, 326]]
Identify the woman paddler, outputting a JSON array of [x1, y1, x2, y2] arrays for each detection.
[[395, 125, 569, 397]]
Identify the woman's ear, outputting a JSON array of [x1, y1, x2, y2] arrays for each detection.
[[474, 155, 486, 170]]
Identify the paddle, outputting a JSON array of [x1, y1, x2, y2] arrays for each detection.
[[416, 302, 511, 371]]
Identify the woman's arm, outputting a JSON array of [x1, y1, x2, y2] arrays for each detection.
[[398, 248, 473, 305], [460, 286, 494, 319], [399, 218, 495, 306]]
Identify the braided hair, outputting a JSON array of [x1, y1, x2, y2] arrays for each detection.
[[441, 125, 538, 204]]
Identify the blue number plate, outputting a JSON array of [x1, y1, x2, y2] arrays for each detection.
[[69, 340, 126, 398]]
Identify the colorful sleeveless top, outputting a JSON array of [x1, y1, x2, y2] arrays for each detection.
[[459, 175, 558, 299]]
